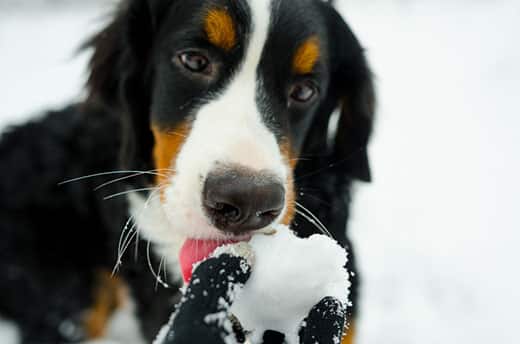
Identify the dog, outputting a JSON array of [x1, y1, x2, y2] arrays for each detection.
[[0, 0, 374, 343]]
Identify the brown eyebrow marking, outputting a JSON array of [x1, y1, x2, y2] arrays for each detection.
[[204, 9, 237, 52], [292, 36, 320, 74]]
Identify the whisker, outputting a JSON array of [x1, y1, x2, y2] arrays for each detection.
[[118, 215, 135, 257], [162, 256, 168, 282], [155, 255, 166, 290], [117, 190, 162, 259], [134, 227, 140, 262], [113, 188, 162, 275], [147, 240, 170, 289], [93, 170, 171, 191], [295, 201, 333, 238], [113, 229, 138, 275], [294, 147, 364, 181], [296, 201, 332, 237], [295, 209, 329, 237], [297, 192, 332, 207], [103, 187, 160, 201], [118, 219, 138, 265], [58, 170, 162, 185]]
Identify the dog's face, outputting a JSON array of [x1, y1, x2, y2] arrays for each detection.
[[87, 0, 374, 245]]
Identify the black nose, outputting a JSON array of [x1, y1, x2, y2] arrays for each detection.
[[202, 167, 285, 235]]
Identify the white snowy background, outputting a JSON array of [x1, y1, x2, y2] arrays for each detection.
[[1, 0, 519, 343]]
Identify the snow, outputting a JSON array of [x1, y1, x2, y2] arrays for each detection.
[[228, 226, 350, 344], [0, 1, 108, 129], [335, 1, 520, 343], [1, 1, 520, 344], [0, 317, 19, 344]]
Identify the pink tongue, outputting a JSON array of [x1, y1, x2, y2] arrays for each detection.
[[179, 239, 237, 282]]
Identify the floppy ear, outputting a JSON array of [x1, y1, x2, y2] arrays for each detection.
[[328, 6, 375, 182], [333, 54, 375, 182], [85, 0, 156, 108], [84, 0, 172, 170], [298, 5, 375, 183]]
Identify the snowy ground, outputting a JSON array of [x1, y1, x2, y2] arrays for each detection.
[[1, 1, 519, 343]]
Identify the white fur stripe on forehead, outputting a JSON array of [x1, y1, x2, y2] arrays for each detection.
[[178, 0, 282, 174], [169, 0, 283, 176], [244, 0, 272, 71]]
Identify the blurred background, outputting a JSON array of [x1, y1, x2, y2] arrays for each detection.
[[1, 0, 519, 343]]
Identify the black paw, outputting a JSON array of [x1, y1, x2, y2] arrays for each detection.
[[298, 297, 347, 344], [162, 253, 252, 344]]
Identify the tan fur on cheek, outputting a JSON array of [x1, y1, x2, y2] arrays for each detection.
[[151, 122, 191, 187], [204, 9, 237, 52], [281, 142, 297, 225], [293, 36, 320, 74]]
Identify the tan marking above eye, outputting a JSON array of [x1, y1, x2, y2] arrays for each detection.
[[292, 36, 321, 74], [151, 123, 191, 186], [204, 9, 237, 52]]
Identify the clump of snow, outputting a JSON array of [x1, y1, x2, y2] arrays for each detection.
[[230, 225, 351, 344]]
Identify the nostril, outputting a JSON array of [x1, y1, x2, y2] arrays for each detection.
[[205, 201, 241, 222], [216, 203, 241, 221], [256, 209, 282, 219]]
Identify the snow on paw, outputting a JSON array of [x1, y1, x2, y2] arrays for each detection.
[[212, 241, 255, 266], [184, 254, 252, 313]]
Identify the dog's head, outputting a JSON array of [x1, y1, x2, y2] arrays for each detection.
[[87, 0, 374, 244]]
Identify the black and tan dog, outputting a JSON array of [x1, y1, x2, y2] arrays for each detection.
[[0, 0, 375, 343]]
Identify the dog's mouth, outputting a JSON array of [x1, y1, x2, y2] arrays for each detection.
[[179, 238, 243, 282], [179, 228, 277, 282]]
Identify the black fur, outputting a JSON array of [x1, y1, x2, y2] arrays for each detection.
[[0, 0, 375, 342], [0, 104, 182, 342]]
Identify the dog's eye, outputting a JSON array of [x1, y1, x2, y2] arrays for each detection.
[[289, 82, 317, 103], [178, 51, 210, 73]]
